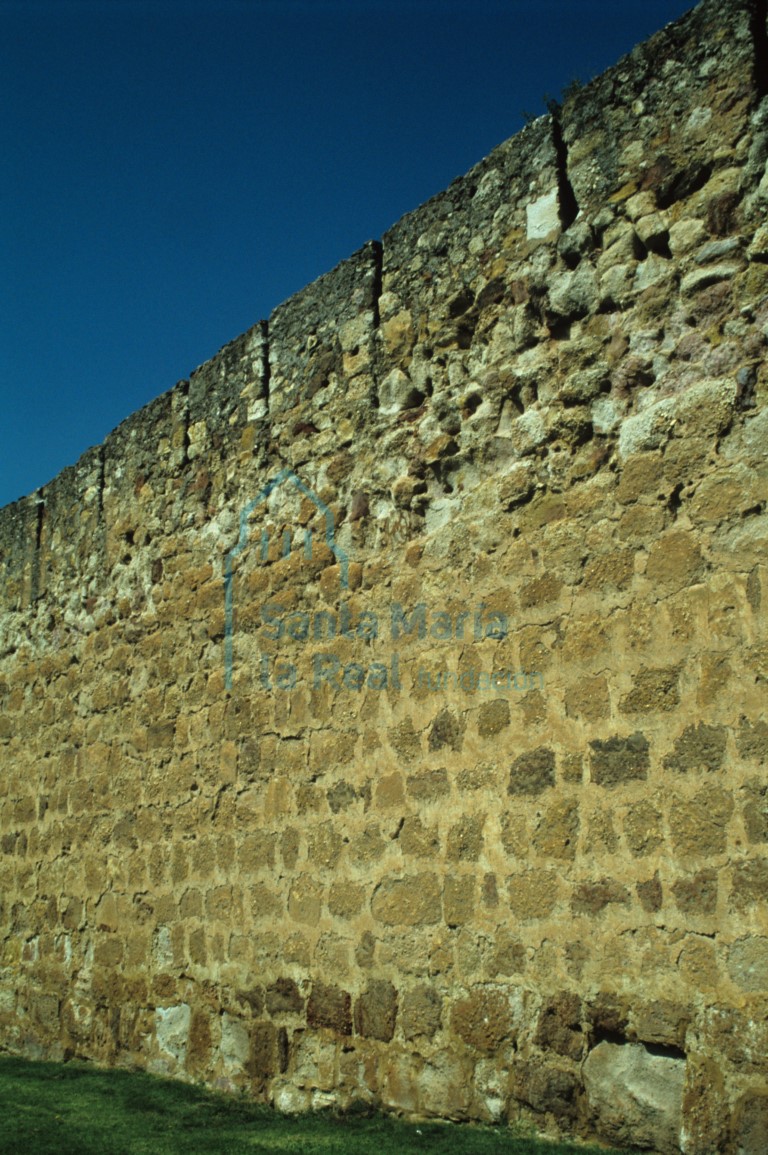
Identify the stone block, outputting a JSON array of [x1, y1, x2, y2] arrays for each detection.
[[354, 980, 397, 1042], [451, 986, 515, 1054], [371, 874, 442, 927], [589, 732, 649, 787], [727, 937, 768, 993], [306, 983, 352, 1035], [534, 992, 584, 1061], [583, 1041, 684, 1155], [265, 978, 303, 1016], [508, 747, 555, 795]]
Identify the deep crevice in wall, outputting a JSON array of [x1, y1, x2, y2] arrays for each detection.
[[371, 240, 384, 330], [751, 0, 768, 98], [550, 110, 579, 230], [30, 496, 45, 603], [259, 319, 271, 411], [178, 379, 191, 468], [368, 240, 385, 409]]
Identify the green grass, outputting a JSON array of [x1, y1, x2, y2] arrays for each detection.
[[0, 1055, 625, 1155]]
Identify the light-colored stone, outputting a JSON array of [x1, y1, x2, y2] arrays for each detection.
[[583, 1041, 684, 1155]]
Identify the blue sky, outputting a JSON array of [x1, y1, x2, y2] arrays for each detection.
[[1, 0, 695, 509]]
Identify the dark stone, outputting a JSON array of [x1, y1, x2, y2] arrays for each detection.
[[637, 873, 663, 913], [327, 781, 357, 813], [407, 768, 450, 800], [508, 747, 556, 795], [672, 869, 718, 915], [589, 732, 649, 787], [277, 1026, 289, 1073], [737, 717, 768, 760], [588, 992, 629, 1039], [355, 931, 376, 970], [428, 708, 464, 752], [477, 699, 510, 737], [307, 983, 352, 1035], [572, 879, 630, 914], [451, 987, 514, 1054], [619, 667, 680, 714], [663, 723, 727, 774], [515, 1059, 580, 1120], [354, 980, 398, 1042], [635, 1000, 690, 1049], [237, 987, 265, 1014], [265, 978, 303, 1016], [400, 985, 442, 1040], [534, 992, 584, 1061], [730, 858, 768, 911], [743, 779, 768, 843], [731, 1090, 768, 1155], [249, 1021, 277, 1086]]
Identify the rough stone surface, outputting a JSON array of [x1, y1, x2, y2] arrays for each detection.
[[583, 1041, 685, 1154], [1, 1, 767, 1151]]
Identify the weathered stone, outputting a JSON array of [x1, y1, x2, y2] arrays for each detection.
[[533, 800, 579, 860], [400, 985, 442, 1040], [737, 718, 768, 761], [669, 786, 734, 858], [730, 858, 768, 912], [514, 1058, 579, 1121], [406, 768, 449, 800], [476, 699, 510, 736], [443, 875, 476, 926], [428, 709, 464, 752], [307, 983, 352, 1035], [672, 869, 718, 915], [663, 722, 727, 773], [507, 869, 559, 920], [634, 1000, 690, 1049], [571, 879, 629, 915], [624, 800, 663, 856], [619, 666, 680, 714], [534, 993, 584, 1061], [265, 978, 303, 1016], [354, 980, 397, 1042], [731, 1090, 768, 1155], [727, 937, 768, 993], [371, 874, 442, 926], [451, 987, 514, 1054], [583, 1041, 684, 1155], [508, 747, 555, 795], [589, 732, 649, 787], [637, 874, 663, 913], [446, 814, 485, 862], [2, 3, 767, 1147]]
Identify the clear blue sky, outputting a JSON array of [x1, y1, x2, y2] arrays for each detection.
[[1, 0, 695, 509]]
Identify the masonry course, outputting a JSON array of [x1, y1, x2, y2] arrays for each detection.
[[1, 0, 768, 1151]]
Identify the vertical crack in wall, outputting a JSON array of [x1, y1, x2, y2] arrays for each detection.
[[370, 240, 384, 330], [550, 108, 579, 230], [259, 319, 271, 413], [30, 494, 45, 603], [751, 0, 768, 98]]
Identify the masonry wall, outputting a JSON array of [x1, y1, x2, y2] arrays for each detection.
[[1, 2, 768, 1151]]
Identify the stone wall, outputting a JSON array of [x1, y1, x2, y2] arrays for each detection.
[[1, 1, 768, 1151]]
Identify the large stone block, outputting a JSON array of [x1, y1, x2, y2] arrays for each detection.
[[583, 1040, 684, 1154]]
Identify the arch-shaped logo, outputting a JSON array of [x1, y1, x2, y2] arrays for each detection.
[[224, 467, 349, 690]]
